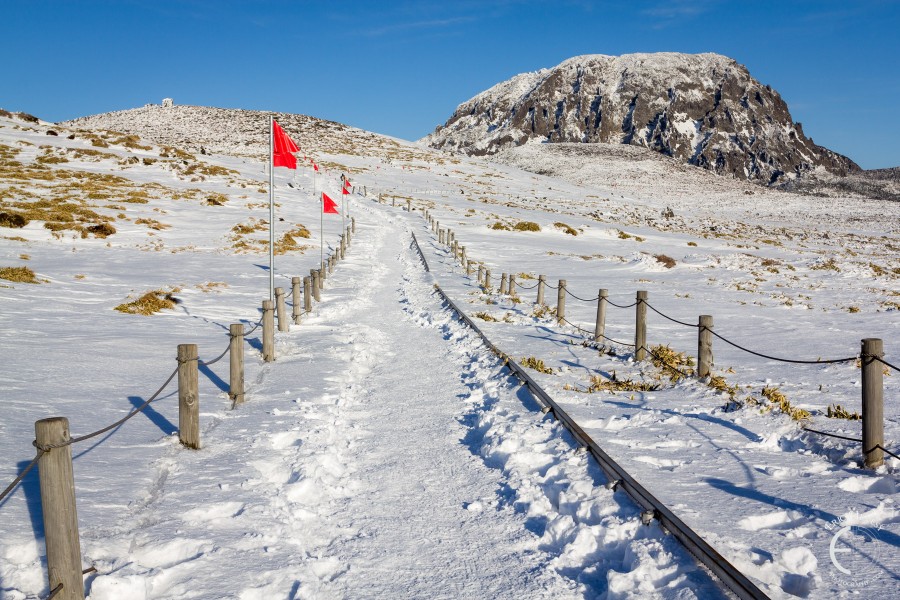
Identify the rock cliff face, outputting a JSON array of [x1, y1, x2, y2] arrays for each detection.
[[423, 53, 859, 184]]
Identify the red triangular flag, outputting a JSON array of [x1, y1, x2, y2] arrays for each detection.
[[322, 192, 339, 214], [343, 178, 351, 188], [341, 186, 350, 195], [272, 119, 299, 169], [313, 163, 319, 172]]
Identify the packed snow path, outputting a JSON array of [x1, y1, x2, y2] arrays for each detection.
[[71, 205, 726, 599]]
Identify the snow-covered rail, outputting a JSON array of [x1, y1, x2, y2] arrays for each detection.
[[411, 231, 771, 600]]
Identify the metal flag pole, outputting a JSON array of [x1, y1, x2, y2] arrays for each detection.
[[268, 117, 275, 302], [340, 174, 346, 235], [319, 175, 324, 273]]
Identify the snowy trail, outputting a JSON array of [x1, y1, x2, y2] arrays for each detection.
[[78, 203, 727, 599], [82, 207, 576, 599]]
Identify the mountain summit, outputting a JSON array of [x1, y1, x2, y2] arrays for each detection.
[[423, 52, 858, 185]]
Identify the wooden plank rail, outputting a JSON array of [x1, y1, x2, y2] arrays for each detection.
[[411, 232, 770, 600]]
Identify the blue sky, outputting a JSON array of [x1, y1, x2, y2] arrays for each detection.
[[3, 0, 899, 169]]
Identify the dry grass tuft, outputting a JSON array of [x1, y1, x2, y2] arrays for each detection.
[[473, 311, 498, 322], [520, 356, 553, 374], [654, 254, 676, 268], [0, 265, 39, 283], [0, 211, 28, 228], [586, 372, 658, 393], [115, 289, 179, 315], [649, 344, 694, 381], [554, 222, 577, 235], [827, 404, 861, 420], [760, 386, 810, 422]]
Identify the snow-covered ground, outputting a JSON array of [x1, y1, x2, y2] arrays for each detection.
[[1, 111, 898, 599]]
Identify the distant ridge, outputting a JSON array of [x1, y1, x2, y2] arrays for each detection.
[[63, 105, 409, 160], [423, 53, 859, 185]]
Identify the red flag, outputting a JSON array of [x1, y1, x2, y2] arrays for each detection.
[[343, 178, 350, 188], [313, 163, 319, 172], [322, 192, 339, 214], [272, 119, 299, 169], [341, 186, 350, 195]]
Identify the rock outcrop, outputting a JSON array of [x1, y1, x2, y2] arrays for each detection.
[[423, 53, 859, 184]]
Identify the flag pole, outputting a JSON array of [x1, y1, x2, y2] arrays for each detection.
[[319, 184, 324, 273], [268, 116, 275, 302], [340, 174, 346, 235]]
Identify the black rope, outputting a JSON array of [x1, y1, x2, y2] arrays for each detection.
[[606, 299, 638, 309], [517, 281, 540, 290], [46, 583, 64, 600], [33, 366, 179, 451], [559, 316, 595, 336], [243, 316, 264, 336], [710, 330, 857, 365], [644, 302, 699, 328], [877, 445, 900, 461], [564, 288, 600, 303], [0, 449, 44, 505], [875, 356, 900, 373], [559, 316, 636, 348], [801, 427, 862, 443], [545, 282, 559, 290], [199, 342, 230, 367]]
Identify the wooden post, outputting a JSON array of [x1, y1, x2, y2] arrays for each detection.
[[484, 269, 491, 290], [352, 217, 356, 233], [229, 324, 245, 406], [500, 273, 508, 295], [557, 280, 566, 324], [318, 267, 325, 288], [698, 315, 713, 379], [275, 287, 288, 332], [178, 343, 200, 448], [635, 291, 648, 361], [466, 260, 472, 277], [461, 246, 467, 266], [439, 229, 445, 245], [303, 276, 312, 312], [477, 264, 484, 284], [34, 417, 84, 600], [433, 220, 438, 234], [291, 277, 302, 324], [537, 275, 546, 305], [312, 272, 321, 302], [862, 338, 884, 468], [509, 274, 516, 297], [262, 300, 275, 362], [340, 235, 346, 260], [407, 199, 412, 212], [595, 289, 608, 344]]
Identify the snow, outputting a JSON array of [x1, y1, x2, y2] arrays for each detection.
[[1, 110, 899, 599]]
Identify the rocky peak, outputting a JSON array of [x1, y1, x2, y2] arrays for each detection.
[[424, 52, 859, 185]]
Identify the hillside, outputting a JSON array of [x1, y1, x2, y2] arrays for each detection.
[[424, 52, 859, 185], [1, 107, 898, 599]]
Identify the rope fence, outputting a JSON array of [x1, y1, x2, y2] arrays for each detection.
[[0, 222, 357, 598], [421, 210, 895, 474]]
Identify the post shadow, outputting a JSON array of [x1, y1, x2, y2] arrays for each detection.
[[128, 395, 176, 436], [198, 364, 228, 394]]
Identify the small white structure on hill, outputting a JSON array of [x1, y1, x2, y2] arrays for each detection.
[[162, 98, 174, 108]]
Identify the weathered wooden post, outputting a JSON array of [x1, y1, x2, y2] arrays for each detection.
[[178, 343, 200, 448], [862, 338, 884, 468], [500, 273, 508, 295], [275, 287, 288, 332], [292, 277, 302, 324], [594, 289, 608, 344], [407, 199, 412, 212], [698, 315, 713, 379], [312, 271, 321, 302], [262, 300, 275, 362], [477, 264, 484, 284], [351, 217, 356, 233], [537, 275, 546, 305], [433, 220, 438, 234], [509, 274, 516, 297], [461, 246, 467, 266], [303, 276, 312, 312], [466, 259, 472, 277], [339, 235, 346, 260], [557, 280, 566, 324], [484, 269, 491, 290], [34, 417, 84, 600], [439, 229, 445, 245], [635, 291, 648, 361], [229, 324, 244, 406], [318, 266, 325, 288]]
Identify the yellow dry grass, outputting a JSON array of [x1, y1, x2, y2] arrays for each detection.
[[114, 289, 179, 315], [0, 265, 39, 283]]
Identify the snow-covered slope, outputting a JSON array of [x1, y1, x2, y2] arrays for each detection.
[[424, 52, 859, 185], [1, 107, 898, 599]]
